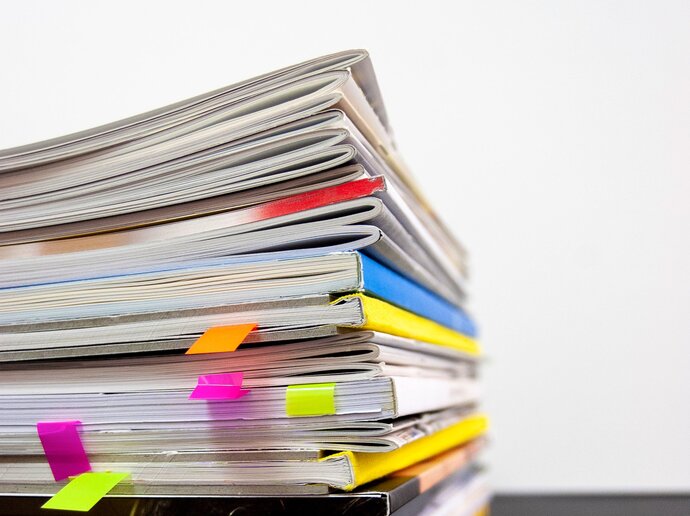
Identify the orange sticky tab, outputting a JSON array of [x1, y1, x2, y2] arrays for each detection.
[[185, 324, 256, 355]]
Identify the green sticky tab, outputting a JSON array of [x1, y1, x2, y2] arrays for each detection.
[[42, 472, 129, 512], [286, 383, 336, 416]]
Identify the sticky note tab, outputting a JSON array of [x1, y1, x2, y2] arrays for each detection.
[[37, 421, 91, 481], [42, 471, 129, 512], [185, 323, 256, 355], [189, 372, 250, 400], [286, 383, 336, 416]]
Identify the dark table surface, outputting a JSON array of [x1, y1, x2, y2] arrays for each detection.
[[2, 493, 689, 515], [491, 495, 690, 516]]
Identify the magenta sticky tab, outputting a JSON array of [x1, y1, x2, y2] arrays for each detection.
[[36, 420, 91, 481], [189, 372, 250, 400]]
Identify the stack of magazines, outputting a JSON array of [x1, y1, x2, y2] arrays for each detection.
[[0, 50, 488, 515]]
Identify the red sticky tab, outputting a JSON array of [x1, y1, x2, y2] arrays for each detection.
[[185, 324, 256, 355], [36, 421, 91, 481], [189, 372, 250, 400]]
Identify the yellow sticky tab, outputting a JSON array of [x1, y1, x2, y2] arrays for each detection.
[[42, 471, 129, 512], [286, 383, 336, 416], [185, 323, 256, 355]]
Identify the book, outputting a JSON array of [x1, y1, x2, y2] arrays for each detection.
[[0, 294, 479, 360], [0, 251, 475, 336], [0, 440, 486, 513], [0, 416, 487, 492], [0, 175, 466, 306]]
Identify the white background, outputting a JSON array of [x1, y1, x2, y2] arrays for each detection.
[[1, 1, 688, 493]]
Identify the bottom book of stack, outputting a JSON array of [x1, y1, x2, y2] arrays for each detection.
[[1, 438, 489, 516]]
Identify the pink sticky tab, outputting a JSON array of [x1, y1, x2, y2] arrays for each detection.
[[36, 420, 91, 481], [189, 372, 250, 400]]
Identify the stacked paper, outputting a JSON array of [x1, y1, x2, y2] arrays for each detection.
[[0, 50, 488, 513]]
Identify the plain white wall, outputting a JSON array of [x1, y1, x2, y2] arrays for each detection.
[[1, 0, 688, 493]]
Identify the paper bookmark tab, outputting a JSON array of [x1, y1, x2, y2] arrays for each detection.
[[37, 421, 91, 482], [185, 323, 256, 355], [42, 471, 129, 512], [286, 383, 336, 417], [189, 372, 250, 400]]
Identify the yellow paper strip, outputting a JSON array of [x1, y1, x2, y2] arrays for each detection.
[[42, 472, 129, 512], [285, 383, 336, 416]]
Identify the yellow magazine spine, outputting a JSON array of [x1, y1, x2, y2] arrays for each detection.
[[333, 293, 481, 356], [473, 505, 490, 516], [326, 414, 488, 491]]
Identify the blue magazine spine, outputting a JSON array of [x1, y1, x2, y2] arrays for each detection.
[[358, 253, 477, 337]]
